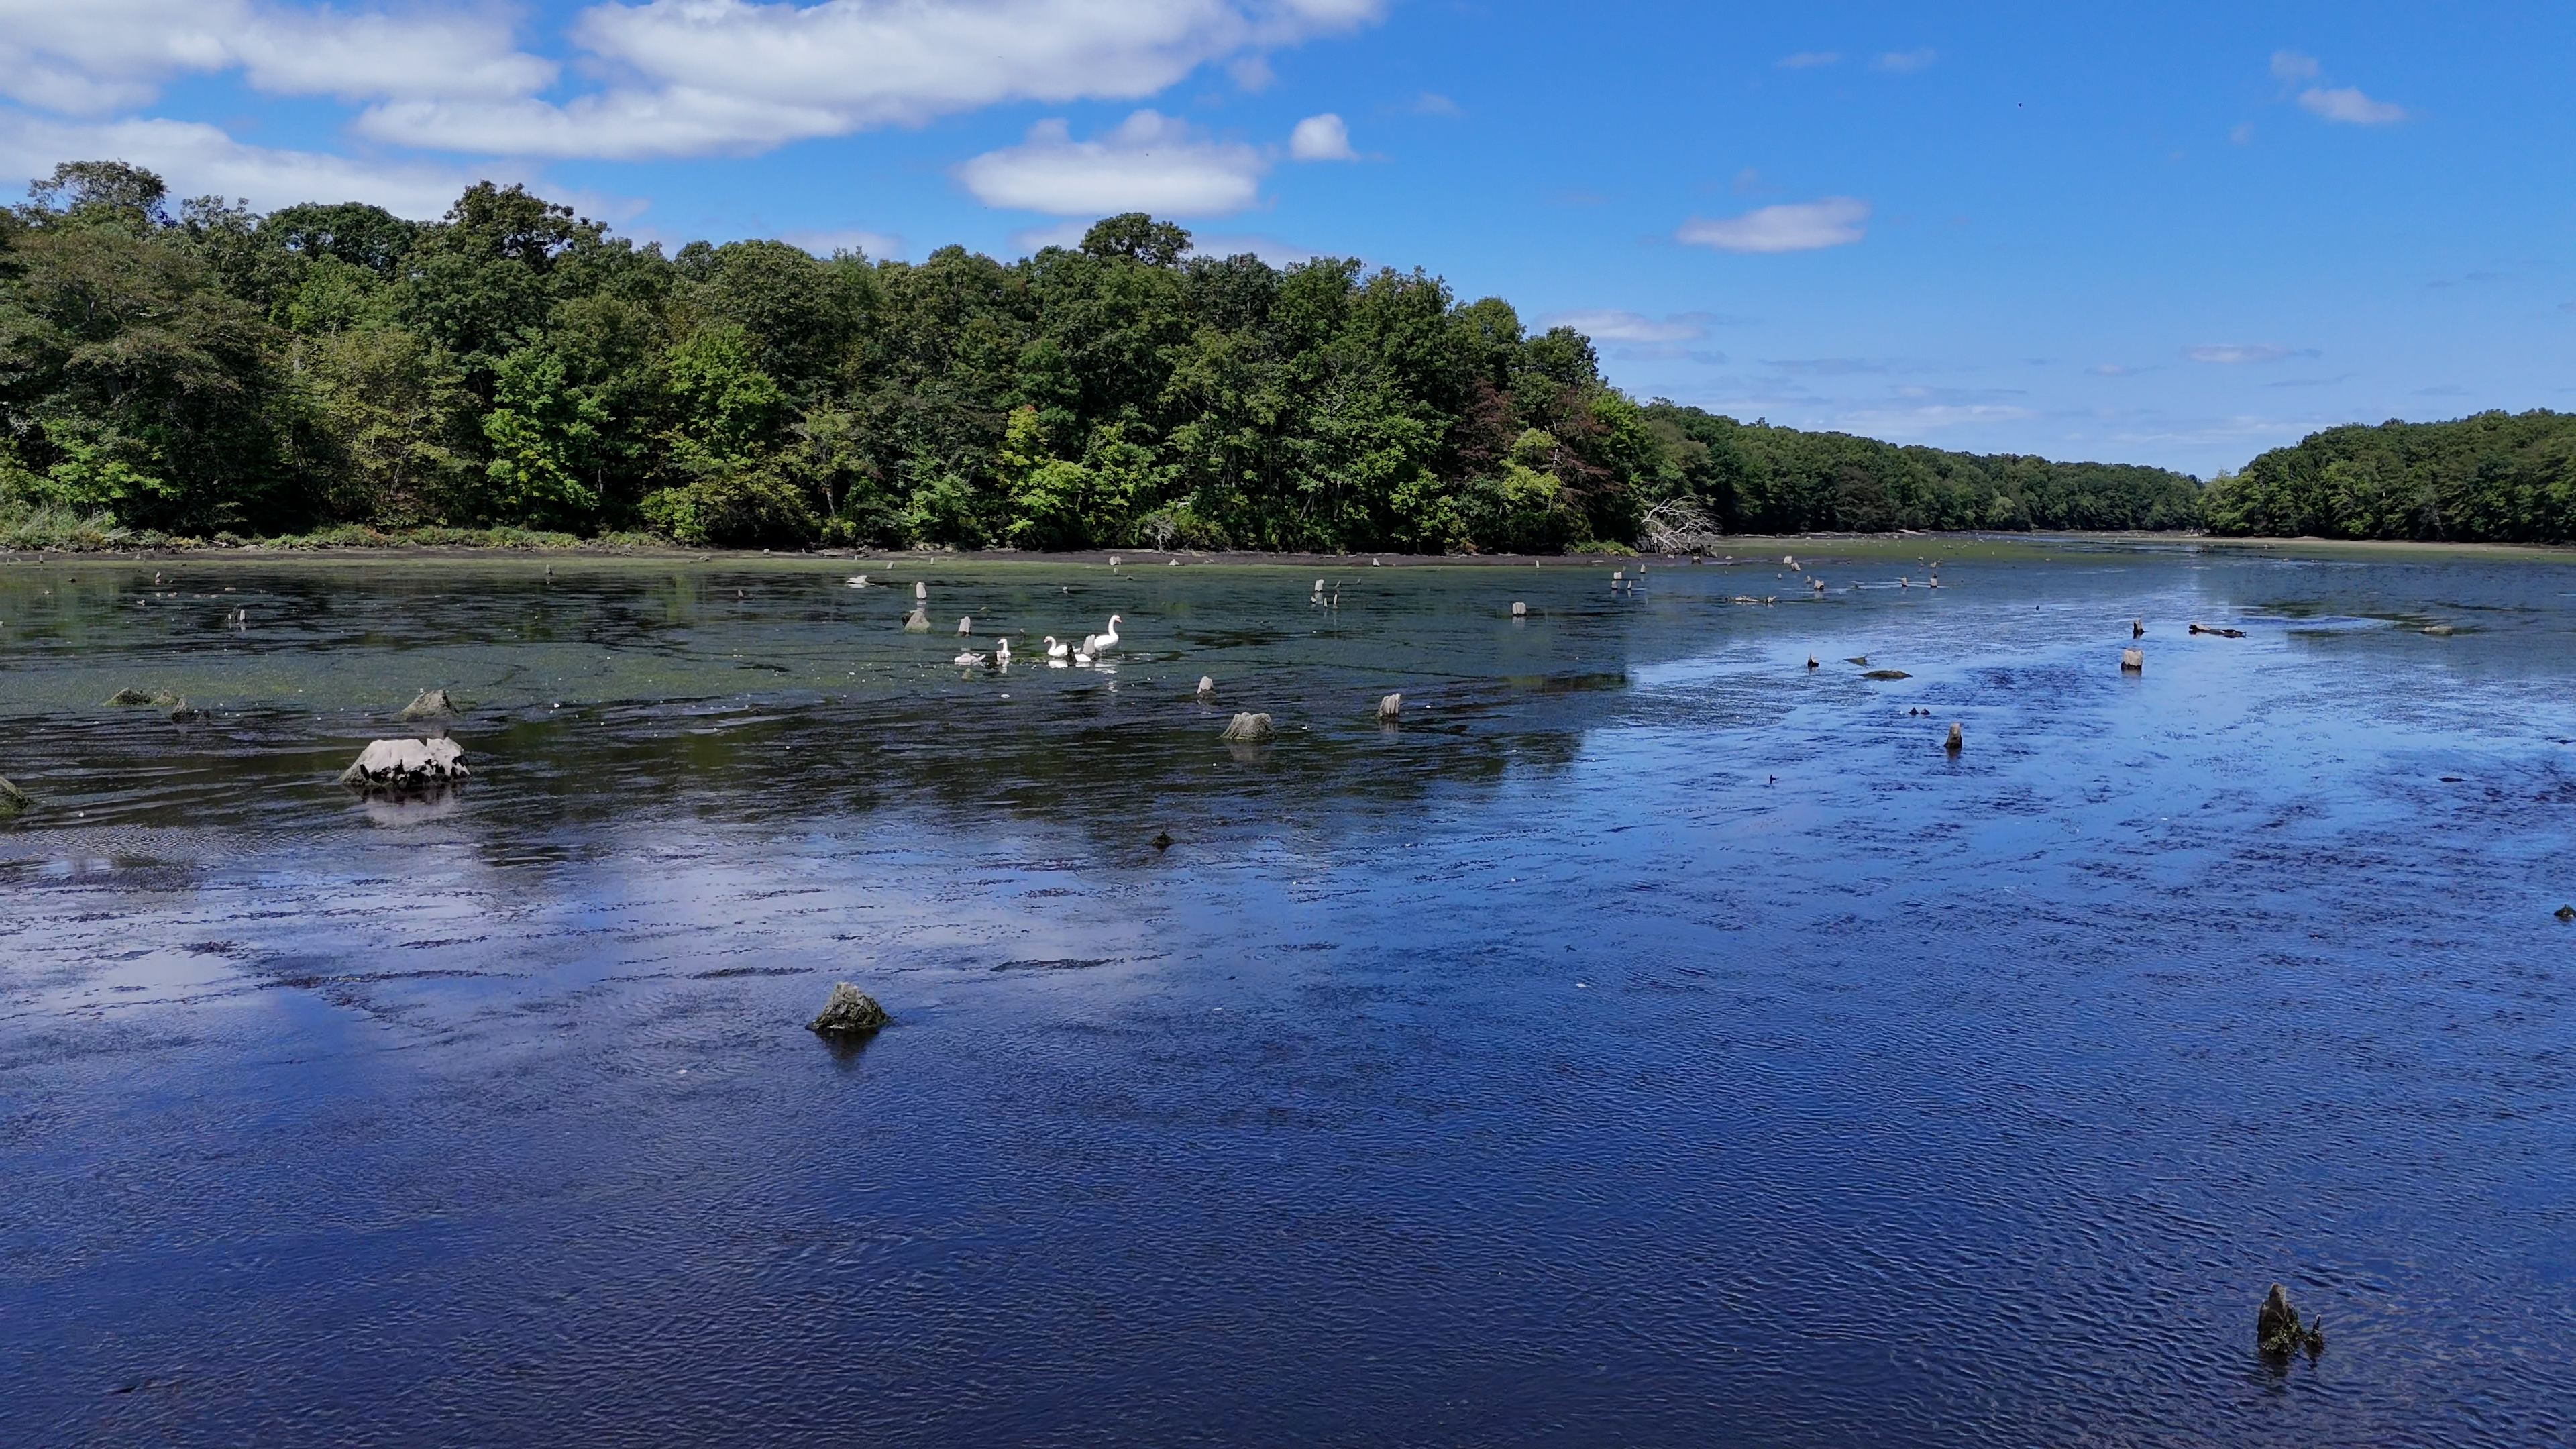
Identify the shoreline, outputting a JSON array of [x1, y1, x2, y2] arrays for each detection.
[[7, 530, 2575, 567]]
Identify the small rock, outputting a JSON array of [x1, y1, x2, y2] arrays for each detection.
[[1846, 656, 1868, 665], [2557, 905, 2575, 922], [1862, 669, 1911, 680], [1378, 692, 1403, 721], [2422, 624, 2457, 636], [2121, 648, 2144, 672], [1152, 829, 1173, 851], [1806, 655, 1819, 669], [105, 688, 176, 707], [2133, 618, 2145, 639], [807, 982, 890, 1036], [338, 737, 469, 790], [396, 688, 455, 722], [0, 773, 31, 817], [1945, 722, 1963, 752], [1221, 712, 1275, 743], [902, 606, 930, 632]]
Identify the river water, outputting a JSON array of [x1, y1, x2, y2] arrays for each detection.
[[1, 539, 2570, 1446]]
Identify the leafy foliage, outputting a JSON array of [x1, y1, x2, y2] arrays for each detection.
[[1, 166, 2206, 548], [2204, 410, 2576, 542]]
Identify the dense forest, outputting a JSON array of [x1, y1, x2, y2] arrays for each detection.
[[0, 160, 2204, 552], [2204, 411, 2576, 543]]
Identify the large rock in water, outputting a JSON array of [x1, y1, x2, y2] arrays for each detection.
[[808, 982, 890, 1036], [338, 738, 469, 789]]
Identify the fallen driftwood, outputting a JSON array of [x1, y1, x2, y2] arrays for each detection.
[[2256, 1283, 2325, 1356], [2121, 648, 2144, 672], [2189, 623, 2247, 638], [0, 773, 30, 816], [807, 982, 890, 1036], [338, 738, 469, 790], [1220, 712, 1275, 742], [396, 688, 455, 721]]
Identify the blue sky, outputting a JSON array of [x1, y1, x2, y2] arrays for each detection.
[[3, 0, 2568, 475]]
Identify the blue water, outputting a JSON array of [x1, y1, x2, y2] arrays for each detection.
[[2, 540, 2571, 1445]]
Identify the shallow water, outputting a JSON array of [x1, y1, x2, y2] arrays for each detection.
[[3, 540, 2571, 1446]]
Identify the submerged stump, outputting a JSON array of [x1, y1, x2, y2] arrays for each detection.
[[902, 607, 930, 632], [808, 982, 890, 1036], [1221, 712, 1275, 743], [1378, 692, 1403, 722], [2121, 648, 2144, 673], [2256, 1283, 2325, 1356]]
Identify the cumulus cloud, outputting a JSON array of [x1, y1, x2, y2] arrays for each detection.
[[2298, 85, 2406, 125], [0, 0, 552, 114], [0, 111, 492, 215], [2, 0, 1387, 160], [2184, 343, 2315, 364], [1288, 112, 1357, 161], [780, 225, 904, 261], [1542, 310, 1706, 345], [1677, 197, 1869, 254], [959, 110, 1265, 215]]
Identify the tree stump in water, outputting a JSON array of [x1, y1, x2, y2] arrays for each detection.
[[2121, 648, 2144, 672], [1378, 693, 1403, 721], [1221, 712, 1274, 742], [396, 688, 455, 721]]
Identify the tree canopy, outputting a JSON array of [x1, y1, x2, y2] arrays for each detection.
[[2204, 410, 2576, 543], [1, 163, 2205, 549]]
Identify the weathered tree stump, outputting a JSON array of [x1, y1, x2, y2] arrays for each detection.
[[1221, 712, 1275, 742]]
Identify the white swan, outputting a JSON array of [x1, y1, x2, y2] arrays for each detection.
[[1072, 647, 1095, 667], [845, 574, 868, 588], [1083, 614, 1122, 655], [994, 638, 1011, 667], [1044, 635, 1069, 660], [953, 648, 987, 666]]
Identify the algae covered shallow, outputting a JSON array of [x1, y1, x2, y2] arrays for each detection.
[[2, 539, 2573, 1445]]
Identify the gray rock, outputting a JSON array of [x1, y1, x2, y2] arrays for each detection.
[[105, 687, 176, 707], [903, 606, 930, 632], [1220, 712, 1275, 743], [338, 737, 469, 789], [808, 981, 890, 1036], [396, 688, 455, 721]]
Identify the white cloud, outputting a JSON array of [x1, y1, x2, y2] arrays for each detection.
[[2298, 85, 2406, 125], [1872, 48, 1937, 73], [0, 112, 491, 216], [959, 110, 1265, 215], [0, 0, 551, 114], [1677, 197, 1869, 254], [1288, 113, 1356, 161], [2270, 50, 2320, 81], [2184, 343, 2310, 364], [1411, 91, 1460, 116], [1540, 310, 1707, 345], [1777, 51, 1839, 69], [1, 0, 1387, 160], [780, 226, 904, 261]]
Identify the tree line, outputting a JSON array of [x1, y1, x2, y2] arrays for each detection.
[[2204, 410, 2576, 543], [1, 160, 2206, 551]]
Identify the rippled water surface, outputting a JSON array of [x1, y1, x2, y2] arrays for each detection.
[[3, 540, 2573, 1446]]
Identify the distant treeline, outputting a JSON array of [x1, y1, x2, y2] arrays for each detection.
[[0, 160, 2204, 551], [2205, 410, 2576, 543]]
